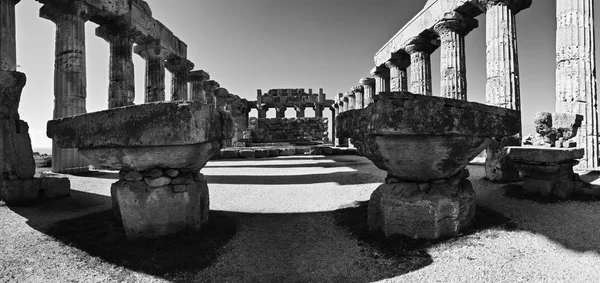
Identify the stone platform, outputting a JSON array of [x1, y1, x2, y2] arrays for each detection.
[[507, 146, 584, 199]]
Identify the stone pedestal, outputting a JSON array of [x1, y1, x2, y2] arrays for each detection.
[[507, 147, 584, 199], [112, 169, 209, 238], [556, 0, 598, 169], [166, 58, 194, 101], [188, 70, 209, 102], [405, 36, 438, 96], [369, 170, 475, 239]]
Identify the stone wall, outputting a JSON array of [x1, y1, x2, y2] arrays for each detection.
[[249, 117, 328, 143]]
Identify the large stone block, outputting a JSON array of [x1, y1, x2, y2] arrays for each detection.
[[111, 179, 209, 239], [40, 177, 71, 198], [507, 147, 584, 164], [368, 176, 475, 239], [0, 119, 36, 179], [0, 179, 40, 205]]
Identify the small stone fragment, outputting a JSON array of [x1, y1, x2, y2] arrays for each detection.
[[173, 185, 187, 193], [144, 176, 171, 187], [123, 171, 143, 181], [143, 168, 163, 178], [192, 172, 204, 181], [418, 183, 430, 192], [172, 172, 194, 185], [164, 169, 180, 178]]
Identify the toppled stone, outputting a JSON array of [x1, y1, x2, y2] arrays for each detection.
[[144, 176, 171, 187], [164, 169, 179, 178]]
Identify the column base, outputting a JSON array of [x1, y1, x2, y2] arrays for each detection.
[[368, 170, 475, 239], [0, 177, 70, 205], [111, 168, 209, 239]]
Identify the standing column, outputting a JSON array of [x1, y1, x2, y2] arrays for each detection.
[[405, 36, 438, 96], [433, 12, 478, 100], [370, 66, 390, 94], [203, 80, 220, 108], [134, 40, 171, 103], [165, 58, 194, 101], [315, 88, 325, 117], [352, 86, 364, 109], [188, 70, 209, 102], [482, 0, 531, 181], [359, 77, 376, 106], [275, 107, 286, 118], [295, 105, 305, 118], [96, 26, 135, 108], [330, 106, 336, 145], [346, 91, 355, 111], [41, 4, 92, 173], [0, 0, 19, 71], [256, 89, 267, 118], [384, 53, 410, 92], [557, 0, 598, 169], [333, 104, 340, 146]]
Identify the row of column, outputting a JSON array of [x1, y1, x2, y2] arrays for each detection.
[[255, 89, 327, 119]]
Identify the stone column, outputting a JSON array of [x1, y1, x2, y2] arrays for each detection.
[[556, 0, 598, 169], [134, 40, 171, 103], [433, 12, 478, 100], [188, 70, 209, 102], [295, 105, 305, 118], [359, 77, 376, 106], [275, 107, 286, 118], [0, 0, 19, 71], [96, 26, 135, 109], [40, 4, 92, 173], [370, 66, 390, 94], [384, 54, 410, 92], [346, 91, 355, 111], [165, 58, 194, 101], [315, 88, 325, 118], [352, 86, 364, 109], [482, 0, 531, 181], [203, 80, 219, 108], [330, 106, 336, 145], [342, 95, 350, 112], [256, 89, 267, 118], [405, 36, 438, 96]]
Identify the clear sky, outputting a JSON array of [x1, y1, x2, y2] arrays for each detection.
[[13, 0, 600, 151]]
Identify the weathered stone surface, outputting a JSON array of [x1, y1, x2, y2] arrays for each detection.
[[48, 101, 232, 149], [171, 172, 193, 185], [220, 149, 239, 159], [507, 147, 584, 164], [40, 177, 70, 198], [254, 149, 268, 158], [267, 148, 280, 157], [250, 117, 328, 144], [368, 176, 475, 239], [0, 71, 26, 120], [0, 119, 36, 179], [337, 92, 520, 181], [239, 149, 255, 159], [111, 179, 209, 239], [144, 176, 171, 187], [172, 184, 187, 193], [142, 168, 163, 178], [0, 179, 39, 205], [164, 169, 179, 178], [279, 148, 296, 156], [485, 136, 521, 182]]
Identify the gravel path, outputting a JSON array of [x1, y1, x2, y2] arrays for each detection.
[[1, 155, 599, 282]]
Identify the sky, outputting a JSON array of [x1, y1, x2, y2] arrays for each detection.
[[13, 0, 600, 151]]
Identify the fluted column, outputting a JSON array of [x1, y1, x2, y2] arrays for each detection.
[[96, 26, 135, 108], [370, 66, 390, 94], [0, 0, 19, 71], [359, 77, 376, 106], [134, 40, 171, 103], [315, 88, 325, 118], [165, 58, 194, 101], [384, 54, 409, 92], [330, 106, 336, 145], [346, 91, 355, 111], [188, 70, 209, 102], [557, 0, 598, 169], [41, 4, 91, 173], [482, 0, 531, 181], [203, 80, 219, 108], [405, 36, 438, 96], [276, 107, 286, 118], [351, 86, 364, 109], [433, 12, 478, 100], [333, 103, 340, 146]]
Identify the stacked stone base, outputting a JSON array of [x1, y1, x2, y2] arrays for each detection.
[[368, 170, 475, 239], [112, 168, 209, 239], [515, 161, 579, 199]]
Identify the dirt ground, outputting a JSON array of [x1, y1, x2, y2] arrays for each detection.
[[1, 155, 599, 282]]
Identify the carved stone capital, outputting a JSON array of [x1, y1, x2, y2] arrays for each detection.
[[188, 70, 210, 82], [351, 85, 363, 93], [404, 36, 439, 55], [345, 91, 355, 98], [433, 12, 479, 36], [477, 0, 532, 14], [39, 1, 96, 23], [370, 66, 390, 78], [134, 39, 172, 59], [165, 58, 194, 73], [359, 77, 376, 87], [203, 80, 220, 91]]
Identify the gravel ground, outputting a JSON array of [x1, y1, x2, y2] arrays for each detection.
[[1, 155, 599, 282]]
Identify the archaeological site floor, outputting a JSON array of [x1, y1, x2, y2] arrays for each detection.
[[1, 155, 599, 282]]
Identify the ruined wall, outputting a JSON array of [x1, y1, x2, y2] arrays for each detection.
[[248, 117, 328, 143]]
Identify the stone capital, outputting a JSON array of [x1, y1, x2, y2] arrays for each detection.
[[433, 12, 479, 36], [39, 2, 96, 23], [188, 70, 210, 82], [345, 91, 354, 98], [203, 80, 220, 91], [477, 0, 532, 14], [351, 86, 363, 93], [404, 36, 439, 55], [134, 40, 172, 59], [165, 58, 194, 73], [370, 66, 390, 78], [359, 77, 376, 87]]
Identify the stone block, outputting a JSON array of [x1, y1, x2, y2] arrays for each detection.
[[171, 172, 194, 185], [112, 179, 209, 239], [239, 149, 255, 158], [507, 147, 584, 164], [267, 148, 280, 157], [0, 119, 36, 179], [220, 149, 239, 159], [144, 176, 171, 187], [173, 185, 187, 193], [322, 147, 333, 155], [0, 178, 40, 205], [143, 168, 163, 178], [40, 177, 70, 198], [164, 169, 179, 178], [122, 171, 143, 181], [254, 149, 268, 158], [368, 177, 475, 239], [279, 148, 296, 156]]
